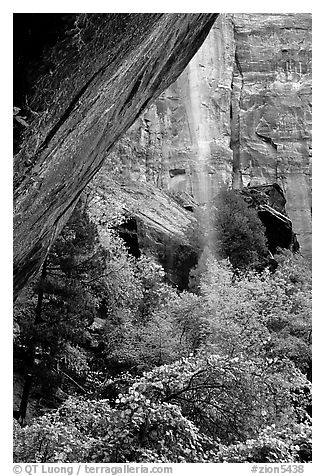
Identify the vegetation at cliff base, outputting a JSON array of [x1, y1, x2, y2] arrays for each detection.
[[13, 192, 312, 464], [211, 189, 269, 270]]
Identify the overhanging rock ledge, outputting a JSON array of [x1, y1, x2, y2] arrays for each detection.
[[13, 13, 218, 299]]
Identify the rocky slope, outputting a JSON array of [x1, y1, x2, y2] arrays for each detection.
[[105, 13, 311, 259], [13, 13, 218, 298]]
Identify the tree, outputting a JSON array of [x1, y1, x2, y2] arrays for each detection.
[[13, 392, 218, 463], [14, 200, 107, 399], [13, 183, 312, 463], [14, 352, 311, 463], [189, 251, 311, 376], [210, 189, 269, 270], [133, 354, 311, 445]]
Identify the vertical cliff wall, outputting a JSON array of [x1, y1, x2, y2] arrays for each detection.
[[231, 14, 312, 259], [110, 15, 235, 200], [106, 13, 312, 258]]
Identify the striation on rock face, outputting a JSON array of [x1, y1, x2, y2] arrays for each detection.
[[231, 13, 312, 259], [13, 13, 218, 298], [109, 14, 236, 203], [106, 13, 311, 259], [14, 13, 312, 298]]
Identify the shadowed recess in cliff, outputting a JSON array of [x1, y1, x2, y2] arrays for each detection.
[[240, 184, 300, 254], [13, 13, 218, 299]]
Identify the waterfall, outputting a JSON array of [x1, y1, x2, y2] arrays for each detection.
[[187, 59, 214, 251]]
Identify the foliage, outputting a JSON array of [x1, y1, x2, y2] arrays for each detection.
[[107, 288, 209, 372], [131, 354, 311, 444], [218, 422, 312, 463], [13, 201, 107, 394], [13, 394, 218, 463], [13, 182, 312, 464], [14, 350, 310, 463], [197, 252, 312, 374], [210, 189, 269, 270]]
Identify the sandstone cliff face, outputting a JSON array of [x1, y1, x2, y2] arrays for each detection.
[[106, 13, 311, 259], [109, 15, 235, 202], [13, 13, 218, 298], [231, 14, 312, 259]]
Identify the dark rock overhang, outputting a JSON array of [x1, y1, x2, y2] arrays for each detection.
[[240, 184, 299, 255], [13, 13, 218, 299], [257, 204, 299, 254]]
